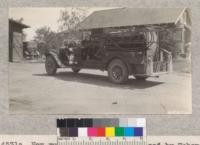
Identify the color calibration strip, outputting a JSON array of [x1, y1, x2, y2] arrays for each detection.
[[57, 118, 146, 138]]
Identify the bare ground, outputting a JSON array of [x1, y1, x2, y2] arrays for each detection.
[[9, 62, 192, 114]]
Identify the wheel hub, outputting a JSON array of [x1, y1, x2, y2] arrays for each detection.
[[112, 66, 123, 80]]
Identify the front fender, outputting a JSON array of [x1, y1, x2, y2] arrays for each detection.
[[45, 51, 66, 68]]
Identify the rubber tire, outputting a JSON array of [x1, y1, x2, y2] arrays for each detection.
[[72, 68, 81, 73], [108, 59, 129, 84], [134, 76, 148, 80], [45, 55, 57, 75]]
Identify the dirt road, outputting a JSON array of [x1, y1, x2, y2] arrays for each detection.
[[9, 62, 191, 114]]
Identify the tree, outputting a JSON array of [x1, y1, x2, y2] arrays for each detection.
[[34, 26, 61, 55], [58, 7, 87, 31], [17, 17, 24, 23]]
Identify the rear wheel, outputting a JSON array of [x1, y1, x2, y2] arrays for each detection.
[[108, 59, 129, 84], [72, 68, 81, 73], [45, 55, 57, 75]]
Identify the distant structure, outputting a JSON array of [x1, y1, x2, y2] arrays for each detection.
[[9, 19, 29, 62], [23, 41, 38, 59]]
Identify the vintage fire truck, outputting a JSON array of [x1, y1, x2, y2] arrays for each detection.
[[45, 8, 191, 84]]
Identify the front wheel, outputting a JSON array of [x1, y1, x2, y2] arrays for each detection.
[[108, 59, 129, 84], [45, 55, 57, 75]]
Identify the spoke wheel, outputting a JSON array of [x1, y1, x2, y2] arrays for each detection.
[[112, 66, 123, 81], [108, 59, 129, 84]]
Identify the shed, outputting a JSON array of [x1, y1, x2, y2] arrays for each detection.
[[9, 19, 29, 62], [76, 8, 191, 57], [76, 8, 191, 30]]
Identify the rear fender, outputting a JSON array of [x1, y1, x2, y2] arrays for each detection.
[[46, 51, 66, 68]]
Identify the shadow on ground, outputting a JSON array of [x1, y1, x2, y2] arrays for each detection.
[[33, 72, 164, 90]]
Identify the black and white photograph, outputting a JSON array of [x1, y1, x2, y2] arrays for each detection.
[[8, 7, 192, 114]]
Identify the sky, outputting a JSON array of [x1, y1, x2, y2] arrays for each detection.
[[9, 7, 115, 41]]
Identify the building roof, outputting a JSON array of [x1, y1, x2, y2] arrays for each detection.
[[9, 19, 30, 28], [76, 8, 186, 30]]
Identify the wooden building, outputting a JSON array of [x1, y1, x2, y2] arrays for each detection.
[[9, 19, 29, 62], [76, 8, 191, 59]]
